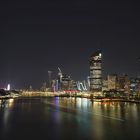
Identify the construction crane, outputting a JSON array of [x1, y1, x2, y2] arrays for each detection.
[[58, 67, 63, 79]]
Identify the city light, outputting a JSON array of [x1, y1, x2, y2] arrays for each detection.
[[7, 84, 10, 91]]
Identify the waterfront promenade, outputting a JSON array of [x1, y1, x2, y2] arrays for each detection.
[[20, 91, 140, 104], [1, 91, 140, 104]]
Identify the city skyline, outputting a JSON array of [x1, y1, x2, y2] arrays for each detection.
[[1, 1, 140, 140], [0, 48, 140, 90], [0, 0, 140, 89]]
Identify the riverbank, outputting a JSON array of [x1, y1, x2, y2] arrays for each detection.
[[1, 94, 140, 104]]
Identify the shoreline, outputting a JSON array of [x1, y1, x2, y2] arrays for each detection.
[[1, 96, 140, 104]]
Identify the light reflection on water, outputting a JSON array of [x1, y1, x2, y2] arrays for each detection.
[[0, 97, 140, 140]]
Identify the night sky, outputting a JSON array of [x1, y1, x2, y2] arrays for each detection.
[[0, 0, 140, 89]]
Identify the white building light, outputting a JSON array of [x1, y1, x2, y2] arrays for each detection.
[[7, 84, 10, 91]]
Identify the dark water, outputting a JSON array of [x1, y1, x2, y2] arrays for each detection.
[[0, 97, 140, 140]]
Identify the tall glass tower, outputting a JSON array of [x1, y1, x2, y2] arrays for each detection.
[[89, 50, 102, 92]]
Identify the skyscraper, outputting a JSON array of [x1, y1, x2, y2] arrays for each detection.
[[61, 74, 71, 90], [89, 50, 102, 92], [107, 74, 118, 91]]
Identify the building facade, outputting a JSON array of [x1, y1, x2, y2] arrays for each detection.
[[89, 50, 102, 92], [61, 74, 72, 90], [107, 74, 118, 91]]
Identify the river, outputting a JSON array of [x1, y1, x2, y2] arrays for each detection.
[[0, 97, 140, 140]]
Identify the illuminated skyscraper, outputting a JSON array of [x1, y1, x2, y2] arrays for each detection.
[[89, 50, 102, 92], [107, 74, 118, 90], [61, 74, 71, 90]]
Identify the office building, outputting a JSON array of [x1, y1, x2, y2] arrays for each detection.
[[89, 50, 102, 92]]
